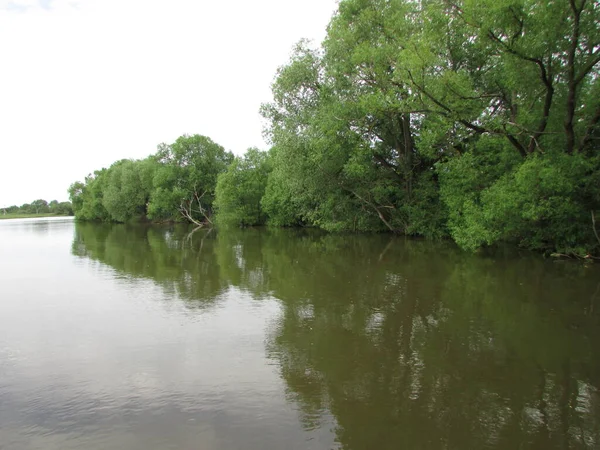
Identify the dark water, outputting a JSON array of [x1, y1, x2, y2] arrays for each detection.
[[0, 218, 599, 450]]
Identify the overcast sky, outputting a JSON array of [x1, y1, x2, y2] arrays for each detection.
[[0, 0, 338, 206]]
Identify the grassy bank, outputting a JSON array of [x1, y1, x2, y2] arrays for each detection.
[[0, 213, 73, 220]]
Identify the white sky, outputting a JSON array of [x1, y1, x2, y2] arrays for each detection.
[[0, 0, 338, 206]]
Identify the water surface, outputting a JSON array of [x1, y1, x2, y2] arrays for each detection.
[[0, 218, 599, 449]]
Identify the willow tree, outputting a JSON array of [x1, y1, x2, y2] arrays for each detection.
[[148, 134, 233, 225], [102, 158, 155, 222], [324, 0, 467, 236], [68, 170, 110, 221], [263, 0, 600, 254], [214, 148, 272, 227], [262, 1, 451, 235], [406, 0, 600, 252]]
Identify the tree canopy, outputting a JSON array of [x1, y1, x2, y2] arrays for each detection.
[[258, 0, 600, 255], [68, 0, 600, 256], [69, 134, 233, 225], [214, 148, 272, 227], [1, 199, 73, 217]]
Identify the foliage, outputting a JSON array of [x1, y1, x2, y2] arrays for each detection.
[[69, 169, 110, 221], [214, 148, 272, 227], [258, 0, 600, 255], [68, 0, 600, 255], [69, 134, 233, 225], [102, 159, 155, 223], [1, 199, 73, 217], [49, 200, 74, 215], [147, 135, 233, 225]]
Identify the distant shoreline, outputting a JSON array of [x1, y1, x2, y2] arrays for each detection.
[[0, 213, 74, 220]]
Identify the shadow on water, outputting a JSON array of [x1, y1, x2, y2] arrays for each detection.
[[72, 222, 226, 308], [73, 224, 600, 450]]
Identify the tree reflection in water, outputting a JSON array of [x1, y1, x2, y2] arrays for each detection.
[[74, 224, 600, 449]]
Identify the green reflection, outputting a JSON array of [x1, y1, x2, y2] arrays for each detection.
[[73, 224, 600, 449], [73, 222, 226, 307]]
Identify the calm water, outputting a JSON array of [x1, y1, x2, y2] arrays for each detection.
[[0, 218, 599, 450]]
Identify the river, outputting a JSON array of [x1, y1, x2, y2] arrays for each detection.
[[0, 217, 598, 449]]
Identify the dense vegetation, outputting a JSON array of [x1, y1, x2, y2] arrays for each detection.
[[69, 0, 600, 256], [68, 135, 234, 225], [1, 199, 73, 218]]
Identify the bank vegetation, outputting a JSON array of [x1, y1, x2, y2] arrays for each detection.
[[69, 0, 600, 257]]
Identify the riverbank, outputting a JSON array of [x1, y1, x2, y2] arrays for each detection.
[[0, 213, 73, 220]]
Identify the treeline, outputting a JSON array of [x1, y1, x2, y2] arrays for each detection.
[[70, 0, 600, 256], [1, 199, 73, 216], [68, 135, 237, 225]]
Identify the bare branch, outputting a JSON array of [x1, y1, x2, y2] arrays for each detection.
[[487, 31, 555, 154], [406, 70, 528, 157], [349, 189, 397, 233], [528, 70, 554, 153], [574, 53, 600, 85], [592, 211, 600, 246], [565, 0, 583, 153]]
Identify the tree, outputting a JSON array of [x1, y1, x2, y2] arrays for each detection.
[[68, 182, 85, 215], [412, 0, 600, 253], [148, 134, 234, 225], [65, 0, 600, 255], [30, 199, 49, 214], [261, 7, 447, 235], [214, 148, 272, 227], [261, 0, 600, 254], [68, 170, 110, 221], [49, 200, 74, 215], [102, 158, 155, 222], [68, 134, 231, 224]]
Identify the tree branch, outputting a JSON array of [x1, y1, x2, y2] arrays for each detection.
[[565, 0, 583, 153], [528, 61, 555, 153], [406, 66, 529, 157], [373, 154, 404, 181], [574, 52, 600, 85], [194, 191, 213, 225], [487, 30, 556, 154], [179, 201, 204, 227], [592, 211, 600, 246], [349, 189, 397, 232]]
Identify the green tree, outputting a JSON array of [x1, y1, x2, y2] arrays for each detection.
[[19, 203, 32, 214], [102, 158, 155, 222], [48, 200, 73, 215], [148, 134, 234, 225], [56, 202, 74, 215], [418, 0, 600, 253], [261, 0, 600, 254], [214, 148, 272, 227], [68, 170, 110, 221], [30, 199, 49, 214], [64, 0, 600, 254], [261, 6, 446, 235], [68, 182, 85, 215]]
